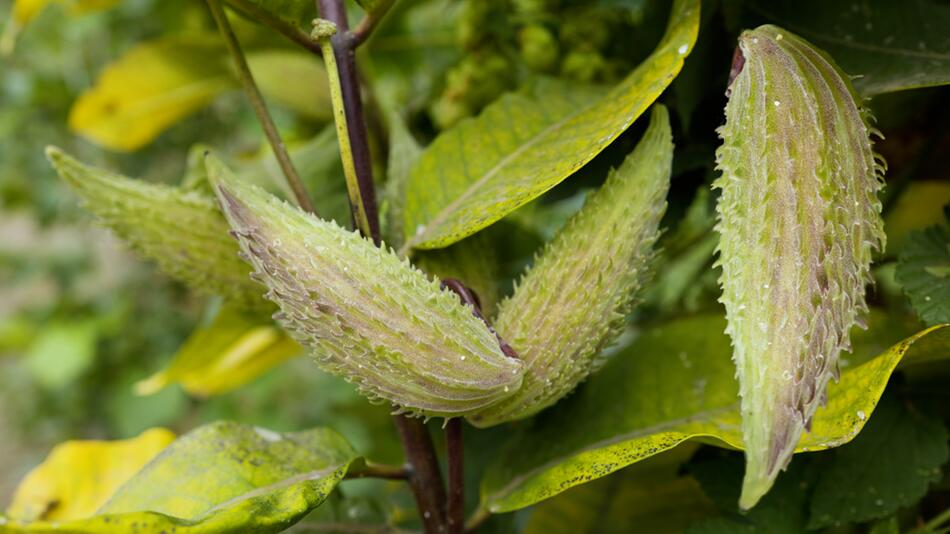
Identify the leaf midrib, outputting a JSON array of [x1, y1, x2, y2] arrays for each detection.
[[401, 93, 601, 254]]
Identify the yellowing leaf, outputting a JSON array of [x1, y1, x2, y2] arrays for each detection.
[[135, 306, 302, 398], [3, 423, 358, 533], [400, 0, 699, 251], [5, 428, 175, 522], [246, 50, 331, 121], [68, 34, 235, 151], [479, 313, 949, 513]]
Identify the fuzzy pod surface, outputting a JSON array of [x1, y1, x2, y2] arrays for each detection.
[[714, 25, 885, 509], [205, 154, 525, 418], [468, 105, 672, 428], [46, 147, 265, 310]]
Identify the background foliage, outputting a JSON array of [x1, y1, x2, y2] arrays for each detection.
[[0, 0, 948, 532]]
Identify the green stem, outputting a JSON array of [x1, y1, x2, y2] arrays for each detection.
[[314, 25, 374, 236], [206, 0, 317, 215]]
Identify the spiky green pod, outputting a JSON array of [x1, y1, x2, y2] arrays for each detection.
[[205, 154, 525, 418], [46, 147, 265, 310], [468, 106, 672, 427], [714, 25, 886, 509]]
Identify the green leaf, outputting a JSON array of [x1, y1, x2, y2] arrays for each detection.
[[883, 181, 950, 253], [206, 154, 525, 418], [469, 105, 672, 427], [245, 50, 331, 121], [744, 0, 950, 95], [24, 320, 98, 389], [134, 305, 302, 398], [68, 34, 235, 151], [896, 215, 950, 325], [524, 445, 716, 534], [807, 396, 949, 529], [478, 313, 950, 513], [381, 110, 423, 250], [5, 428, 176, 522], [3, 422, 358, 533], [686, 453, 812, 534], [400, 0, 699, 251], [46, 148, 265, 310]]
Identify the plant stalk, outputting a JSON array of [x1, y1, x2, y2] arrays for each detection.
[[315, 2, 447, 533], [315, 0, 380, 243], [446, 418, 464, 534], [206, 0, 316, 215], [393, 413, 449, 534]]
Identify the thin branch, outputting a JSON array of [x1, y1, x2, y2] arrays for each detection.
[[224, 0, 323, 55], [350, 0, 396, 47], [392, 415, 449, 534], [315, 0, 381, 243], [345, 461, 410, 480], [445, 418, 464, 534], [206, 0, 317, 214]]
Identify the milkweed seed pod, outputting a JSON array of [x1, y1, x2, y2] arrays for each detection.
[[46, 147, 266, 310], [205, 154, 525, 418], [468, 106, 672, 427], [714, 25, 885, 509]]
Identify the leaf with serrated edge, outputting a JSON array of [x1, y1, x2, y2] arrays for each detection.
[[205, 154, 524, 418], [400, 0, 699, 251], [469, 105, 672, 427], [714, 25, 885, 508], [896, 218, 950, 326], [807, 396, 949, 529], [478, 313, 949, 514], [46, 147, 265, 310]]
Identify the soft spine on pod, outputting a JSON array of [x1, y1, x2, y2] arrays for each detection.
[[204, 154, 525, 418], [468, 105, 672, 427], [714, 25, 885, 509], [46, 147, 266, 310]]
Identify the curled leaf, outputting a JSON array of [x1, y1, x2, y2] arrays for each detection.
[[205, 154, 524, 418], [714, 25, 886, 508], [47, 147, 265, 309], [469, 106, 672, 427]]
